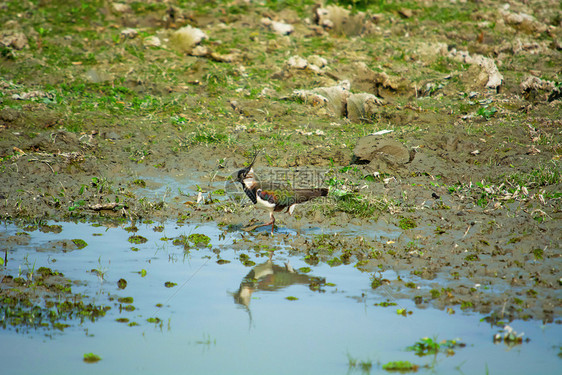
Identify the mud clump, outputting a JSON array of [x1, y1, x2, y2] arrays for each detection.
[[353, 135, 413, 173]]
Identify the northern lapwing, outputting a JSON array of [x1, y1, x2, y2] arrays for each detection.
[[234, 153, 328, 234]]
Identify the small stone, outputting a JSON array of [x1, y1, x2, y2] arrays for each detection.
[[262, 18, 294, 35], [120, 28, 138, 39], [286, 55, 308, 69], [112, 2, 132, 13], [143, 36, 161, 47], [307, 55, 327, 68]]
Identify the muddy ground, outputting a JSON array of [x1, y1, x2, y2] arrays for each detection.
[[0, 0, 560, 324]]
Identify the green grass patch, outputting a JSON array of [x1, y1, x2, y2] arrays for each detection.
[[398, 217, 417, 230]]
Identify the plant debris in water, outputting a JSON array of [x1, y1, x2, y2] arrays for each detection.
[[0, 268, 108, 333], [493, 325, 528, 346]]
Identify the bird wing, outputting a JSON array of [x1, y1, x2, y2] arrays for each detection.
[[257, 183, 327, 209]]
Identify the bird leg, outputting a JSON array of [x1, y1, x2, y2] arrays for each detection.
[[244, 212, 275, 234]]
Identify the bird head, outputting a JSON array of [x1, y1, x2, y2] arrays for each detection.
[[236, 151, 259, 189]]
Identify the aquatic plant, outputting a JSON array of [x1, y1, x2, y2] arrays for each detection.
[[83, 353, 101, 363], [187, 233, 211, 247], [117, 279, 127, 289], [128, 235, 148, 244], [407, 337, 440, 356], [407, 336, 465, 356], [71, 238, 88, 249], [382, 361, 418, 372]]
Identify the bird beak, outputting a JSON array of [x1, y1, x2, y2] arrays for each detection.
[[237, 150, 260, 182]]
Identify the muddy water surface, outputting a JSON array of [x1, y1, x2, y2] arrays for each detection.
[[0, 221, 559, 374]]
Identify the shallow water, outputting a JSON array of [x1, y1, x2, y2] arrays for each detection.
[[0, 221, 560, 375]]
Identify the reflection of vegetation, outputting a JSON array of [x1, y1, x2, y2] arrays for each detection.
[[195, 333, 216, 346], [347, 353, 372, 373], [1, 295, 108, 332], [370, 274, 386, 289]]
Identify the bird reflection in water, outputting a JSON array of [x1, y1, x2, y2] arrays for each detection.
[[233, 258, 326, 313]]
